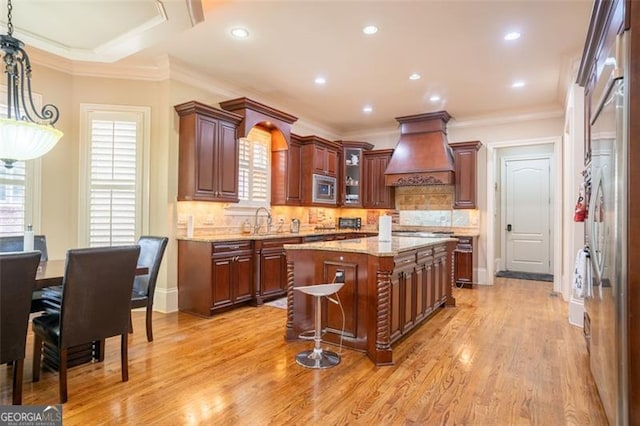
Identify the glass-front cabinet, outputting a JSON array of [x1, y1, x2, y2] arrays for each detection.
[[339, 141, 373, 208]]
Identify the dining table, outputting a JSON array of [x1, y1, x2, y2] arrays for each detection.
[[35, 259, 149, 289]]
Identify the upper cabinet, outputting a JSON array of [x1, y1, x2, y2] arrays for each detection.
[[218, 98, 299, 207], [363, 149, 395, 209], [272, 133, 302, 205], [175, 101, 244, 202], [451, 141, 481, 209], [308, 141, 339, 177], [299, 135, 342, 206], [339, 141, 373, 208]]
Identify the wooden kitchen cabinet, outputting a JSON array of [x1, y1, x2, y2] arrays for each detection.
[[272, 133, 302, 205], [254, 237, 300, 303], [451, 141, 481, 209], [175, 101, 244, 202], [339, 141, 373, 208], [363, 149, 395, 209], [299, 135, 342, 206], [432, 244, 450, 307], [299, 135, 340, 178], [212, 242, 254, 311], [313, 145, 339, 177], [453, 236, 474, 288], [389, 244, 450, 344], [178, 240, 254, 317]]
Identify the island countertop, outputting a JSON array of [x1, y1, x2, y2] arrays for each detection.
[[284, 235, 456, 256], [284, 235, 457, 366]]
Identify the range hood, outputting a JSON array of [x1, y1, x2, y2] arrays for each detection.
[[384, 111, 454, 186]]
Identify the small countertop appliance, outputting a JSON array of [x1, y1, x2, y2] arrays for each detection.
[[338, 217, 361, 230]]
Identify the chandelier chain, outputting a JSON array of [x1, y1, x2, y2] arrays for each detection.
[[6, 0, 12, 36]]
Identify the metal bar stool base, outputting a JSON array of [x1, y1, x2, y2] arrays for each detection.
[[293, 283, 345, 370], [296, 348, 341, 369]]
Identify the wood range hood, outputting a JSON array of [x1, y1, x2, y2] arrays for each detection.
[[384, 111, 455, 186]]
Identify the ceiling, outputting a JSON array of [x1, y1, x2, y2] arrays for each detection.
[[4, 0, 593, 134]]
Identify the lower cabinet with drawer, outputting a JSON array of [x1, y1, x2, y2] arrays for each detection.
[[389, 243, 452, 345], [453, 236, 474, 288], [254, 237, 301, 304], [178, 239, 254, 317]]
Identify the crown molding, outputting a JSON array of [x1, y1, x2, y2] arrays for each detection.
[[28, 48, 170, 81], [343, 108, 564, 140], [449, 108, 564, 129]]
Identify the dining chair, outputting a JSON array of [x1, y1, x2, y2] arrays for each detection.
[[31, 245, 140, 403], [0, 235, 50, 312], [130, 236, 168, 342], [0, 251, 41, 404]]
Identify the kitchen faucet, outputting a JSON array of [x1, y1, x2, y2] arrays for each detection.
[[254, 207, 272, 234]]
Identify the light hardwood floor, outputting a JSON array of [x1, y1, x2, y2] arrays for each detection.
[[2, 278, 607, 425]]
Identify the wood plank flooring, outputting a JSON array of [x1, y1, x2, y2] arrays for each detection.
[[2, 278, 607, 425]]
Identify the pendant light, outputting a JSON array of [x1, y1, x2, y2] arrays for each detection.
[[0, 0, 62, 168]]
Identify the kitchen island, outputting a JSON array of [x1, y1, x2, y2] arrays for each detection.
[[284, 236, 457, 365]]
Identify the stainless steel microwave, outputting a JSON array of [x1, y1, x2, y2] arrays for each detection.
[[312, 174, 336, 204]]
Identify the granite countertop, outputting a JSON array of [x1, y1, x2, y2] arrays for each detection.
[[284, 235, 456, 256], [177, 229, 374, 243], [392, 226, 480, 237]]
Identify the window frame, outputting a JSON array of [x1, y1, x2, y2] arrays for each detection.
[[78, 104, 150, 247], [0, 85, 42, 235]]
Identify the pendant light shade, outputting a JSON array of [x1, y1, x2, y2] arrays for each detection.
[[0, 118, 63, 167]]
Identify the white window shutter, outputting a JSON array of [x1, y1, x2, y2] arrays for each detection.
[[88, 119, 137, 247], [237, 129, 271, 207]]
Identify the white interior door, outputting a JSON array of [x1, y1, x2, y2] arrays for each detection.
[[503, 157, 552, 273]]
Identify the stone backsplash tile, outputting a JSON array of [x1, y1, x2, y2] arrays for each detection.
[[399, 208, 479, 229], [395, 185, 454, 210]]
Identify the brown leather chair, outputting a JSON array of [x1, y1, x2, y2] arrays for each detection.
[[0, 251, 40, 404], [130, 236, 168, 342], [0, 235, 49, 312], [32, 245, 140, 403]]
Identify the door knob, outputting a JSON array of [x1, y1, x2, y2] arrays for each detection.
[[507, 224, 512, 232]]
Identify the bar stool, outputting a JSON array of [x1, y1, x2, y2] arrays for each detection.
[[294, 283, 344, 369]]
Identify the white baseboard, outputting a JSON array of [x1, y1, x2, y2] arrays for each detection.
[[153, 287, 179, 313], [569, 296, 584, 328], [476, 267, 490, 285]]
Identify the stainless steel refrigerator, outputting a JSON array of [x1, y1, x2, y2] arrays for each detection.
[[584, 22, 628, 426]]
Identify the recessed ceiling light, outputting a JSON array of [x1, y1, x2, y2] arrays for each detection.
[[362, 25, 378, 35], [504, 31, 521, 41], [230, 27, 249, 38], [512, 80, 526, 88], [362, 105, 373, 113], [314, 76, 326, 85], [429, 95, 441, 102], [409, 73, 421, 80]]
